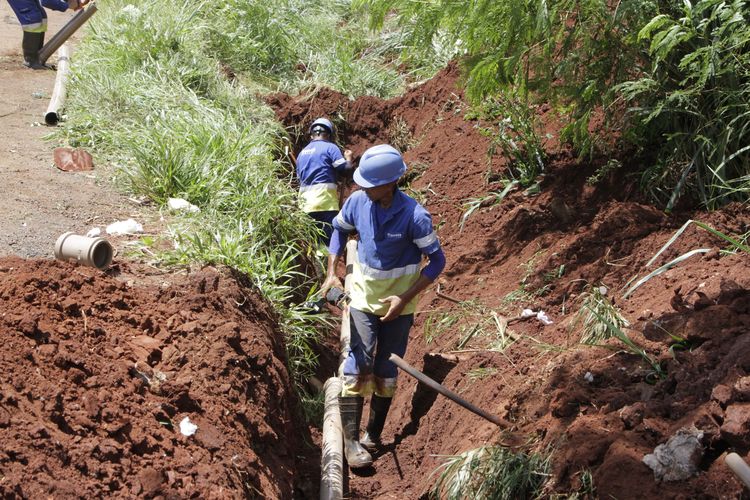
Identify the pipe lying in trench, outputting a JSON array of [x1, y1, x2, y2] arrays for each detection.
[[38, 2, 97, 65], [726, 452, 750, 489], [337, 239, 358, 370], [320, 377, 344, 500], [321, 240, 357, 499], [44, 44, 70, 126], [389, 353, 507, 427]]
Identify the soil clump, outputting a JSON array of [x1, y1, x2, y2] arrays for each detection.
[[0, 258, 315, 498]]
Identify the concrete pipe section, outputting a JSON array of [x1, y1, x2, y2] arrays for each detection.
[[54, 232, 113, 270]]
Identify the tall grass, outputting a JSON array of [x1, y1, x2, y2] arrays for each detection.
[[618, 0, 750, 209], [358, 0, 750, 207]]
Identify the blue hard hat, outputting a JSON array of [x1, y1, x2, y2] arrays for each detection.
[[353, 144, 407, 188], [310, 117, 333, 135]]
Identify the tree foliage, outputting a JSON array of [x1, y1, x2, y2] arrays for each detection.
[[618, 0, 750, 209], [356, 0, 750, 208]]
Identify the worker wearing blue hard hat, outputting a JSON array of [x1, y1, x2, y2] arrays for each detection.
[[321, 144, 446, 468], [6, 0, 88, 69], [295, 117, 353, 247]]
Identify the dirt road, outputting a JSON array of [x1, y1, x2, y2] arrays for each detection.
[[0, 2, 134, 258]]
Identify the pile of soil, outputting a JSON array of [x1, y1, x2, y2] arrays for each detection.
[[0, 258, 315, 498], [269, 64, 750, 498]]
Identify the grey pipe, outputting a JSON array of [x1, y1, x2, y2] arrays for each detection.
[[320, 377, 344, 500], [54, 232, 113, 270], [726, 452, 750, 489], [44, 44, 70, 126], [389, 353, 507, 427], [38, 2, 97, 64]]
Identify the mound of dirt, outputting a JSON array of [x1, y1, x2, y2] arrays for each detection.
[[269, 64, 750, 498], [0, 258, 313, 498]]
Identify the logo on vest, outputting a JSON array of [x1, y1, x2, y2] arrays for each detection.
[[386, 232, 402, 239]]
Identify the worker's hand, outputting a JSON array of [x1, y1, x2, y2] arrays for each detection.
[[78, 0, 90, 8], [320, 275, 343, 298], [68, 0, 80, 10], [379, 295, 405, 322], [344, 149, 353, 162]]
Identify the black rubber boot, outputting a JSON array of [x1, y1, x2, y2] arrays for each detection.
[[360, 395, 392, 451], [22, 31, 50, 69], [339, 396, 372, 468]]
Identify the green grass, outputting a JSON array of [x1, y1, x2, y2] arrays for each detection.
[[574, 286, 630, 345], [430, 445, 552, 500], [623, 219, 750, 299]]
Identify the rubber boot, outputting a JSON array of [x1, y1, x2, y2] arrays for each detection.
[[360, 395, 392, 451], [22, 31, 50, 70], [339, 396, 373, 468]]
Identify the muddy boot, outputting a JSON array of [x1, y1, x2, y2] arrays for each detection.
[[339, 396, 372, 469], [360, 395, 392, 451], [22, 31, 50, 70]]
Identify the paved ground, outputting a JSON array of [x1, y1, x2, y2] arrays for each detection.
[[0, 3, 140, 258]]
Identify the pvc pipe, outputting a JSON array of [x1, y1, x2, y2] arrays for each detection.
[[38, 2, 98, 64], [389, 353, 507, 427], [338, 239, 358, 372], [44, 44, 70, 126], [54, 232, 113, 270], [726, 452, 750, 489], [320, 377, 344, 500]]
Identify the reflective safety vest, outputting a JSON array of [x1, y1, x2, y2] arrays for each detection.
[[296, 139, 349, 213], [333, 189, 441, 316], [8, 0, 70, 32]]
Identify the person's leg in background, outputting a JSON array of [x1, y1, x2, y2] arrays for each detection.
[[6, 0, 50, 68], [308, 210, 337, 248]]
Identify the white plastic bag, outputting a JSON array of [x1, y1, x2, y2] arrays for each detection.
[[106, 218, 143, 235]]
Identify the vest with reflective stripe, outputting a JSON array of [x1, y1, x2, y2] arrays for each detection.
[[296, 139, 347, 213], [333, 190, 441, 316]]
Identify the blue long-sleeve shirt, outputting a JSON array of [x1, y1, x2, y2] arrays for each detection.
[[329, 189, 445, 316]]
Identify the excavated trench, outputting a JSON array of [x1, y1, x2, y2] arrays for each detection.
[[269, 65, 750, 499]]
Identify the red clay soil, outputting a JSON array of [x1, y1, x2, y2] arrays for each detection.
[[0, 258, 317, 499], [269, 63, 750, 498]]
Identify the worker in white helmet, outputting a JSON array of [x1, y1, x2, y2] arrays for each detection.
[[295, 117, 353, 246], [321, 144, 446, 468]]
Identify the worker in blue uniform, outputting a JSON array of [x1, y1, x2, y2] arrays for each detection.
[[321, 144, 446, 468], [5, 0, 86, 69], [296, 117, 353, 247]]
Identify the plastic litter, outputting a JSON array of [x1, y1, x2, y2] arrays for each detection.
[[179, 416, 198, 437], [521, 308, 553, 325], [584, 372, 594, 383], [167, 197, 200, 213], [106, 218, 143, 235], [536, 311, 553, 325], [86, 227, 101, 238]]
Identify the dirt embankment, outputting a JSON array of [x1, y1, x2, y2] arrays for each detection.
[[0, 258, 315, 498], [269, 63, 750, 498]]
